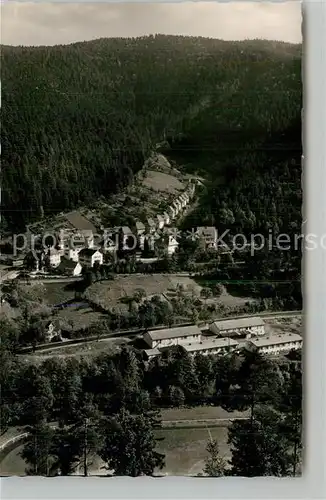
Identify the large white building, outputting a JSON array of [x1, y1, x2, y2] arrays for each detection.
[[144, 325, 201, 349], [209, 317, 265, 337], [247, 333, 302, 355], [184, 338, 239, 356]]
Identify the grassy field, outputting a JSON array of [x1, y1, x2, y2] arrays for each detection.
[[41, 282, 108, 331], [54, 304, 107, 331], [21, 338, 128, 362], [161, 406, 249, 422], [50, 274, 255, 315], [195, 278, 256, 308], [42, 274, 257, 331], [141, 170, 185, 194], [155, 426, 229, 476], [0, 425, 229, 477], [43, 282, 76, 305], [86, 275, 176, 311], [0, 443, 26, 476]]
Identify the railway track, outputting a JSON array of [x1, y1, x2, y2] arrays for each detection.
[[17, 310, 302, 354]]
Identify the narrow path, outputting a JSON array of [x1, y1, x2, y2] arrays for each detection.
[[162, 416, 249, 428]]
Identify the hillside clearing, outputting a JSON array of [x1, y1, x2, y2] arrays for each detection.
[[141, 170, 185, 194]]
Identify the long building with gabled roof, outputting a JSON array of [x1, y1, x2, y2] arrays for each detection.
[[209, 316, 265, 337], [143, 324, 201, 349]]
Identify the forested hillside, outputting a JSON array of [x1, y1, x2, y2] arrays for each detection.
[[1, 35, 302, 231]]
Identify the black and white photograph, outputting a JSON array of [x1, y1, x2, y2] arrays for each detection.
[[1, 1, 303, 481]]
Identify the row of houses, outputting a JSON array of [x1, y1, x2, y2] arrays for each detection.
[[47, 225, 179, 276], [134, 181, 196, 237], [17, 226, 177, 278], [143, 318, 302, 360], [12, 179, 224, 277], [15, 181, 197, 276], [15, 180, 222, 276], [11, 223, 220, 277]]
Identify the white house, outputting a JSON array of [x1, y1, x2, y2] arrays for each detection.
[[144, 325, 202, 349], [184, 338, 239, 356], [168, 205, 177, 220], [58, 257, 82, 277], [44, 321, 57, 342], [135, 221, 146, 236], [178, 194, 187, 208], [78, 249, 103, 268], [157, 214, 165, 230], [161, 228, 179, 255], [196, 226, 218, 250], [163, 212, 170, 225], [182, 191, 190, 204], [147, 218, 157, 234], [166, 234, 179, 255], [57, 232, 66, 256], [47, 248, 61, 268], [65, 244, 84, 263], [247, 333, 302, 355], [174, 199, 182, 213], [139, 233, 157, 252], [120, 226, 135, 250], [209, 317, 265, 337], [44, 320, 64, 343]]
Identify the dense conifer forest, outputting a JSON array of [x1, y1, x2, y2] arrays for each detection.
[[2, 35, 301, 231]]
